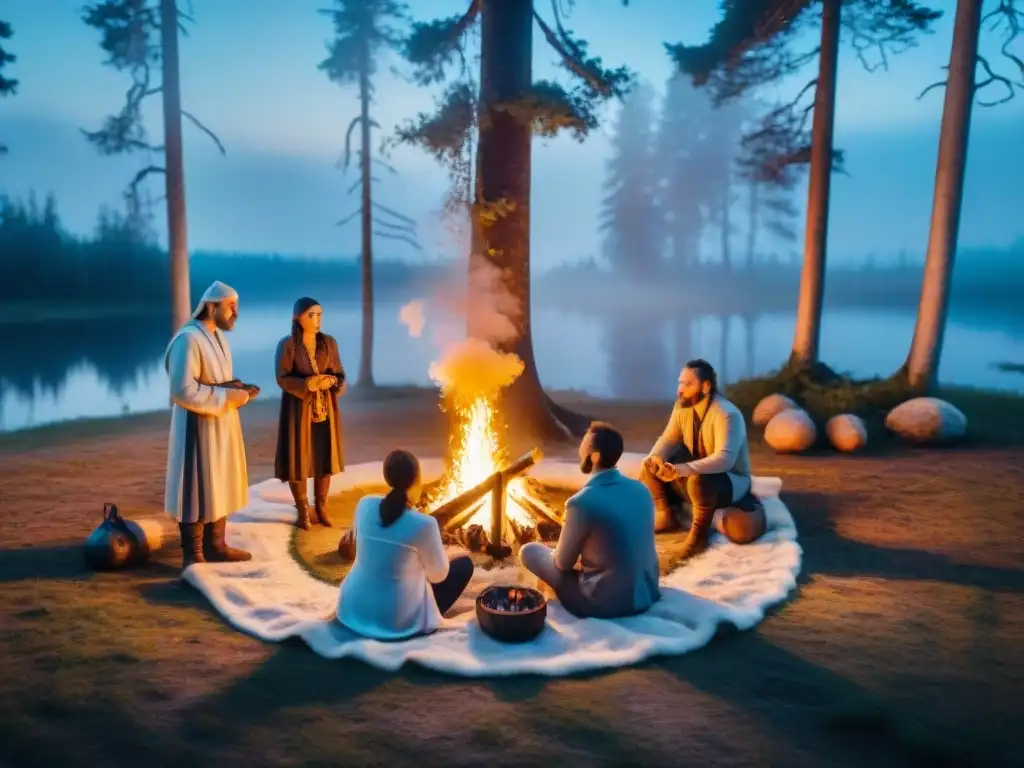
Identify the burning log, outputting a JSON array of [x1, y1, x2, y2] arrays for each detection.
[[428, 447, 543, 538], [512, 489, 563, 527]]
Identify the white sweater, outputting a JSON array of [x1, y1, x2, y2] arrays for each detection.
[[336, 495, 450, 640]]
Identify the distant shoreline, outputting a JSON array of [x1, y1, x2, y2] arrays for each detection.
[[0, 302, 165, 325]]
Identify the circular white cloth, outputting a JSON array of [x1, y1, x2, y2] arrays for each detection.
[[184, 453, 802, 677]]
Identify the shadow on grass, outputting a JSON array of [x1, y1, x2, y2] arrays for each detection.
[[783, 491, 1024, 593], [0, 544, 181, 583], [657, 631, 1001, 767]]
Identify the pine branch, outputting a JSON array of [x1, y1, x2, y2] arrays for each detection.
[[403, 0, 480, 86], [533, 3, 632, 99], [373, 201, 417, 225], [336, 209, 360, 227], [181, 109, 226, 154], [918, 5, 1024, 112], [497, 80, 599, 140], [373, 156, 398, 174], [667, 0, 814, 92], [373, 216, 417, 234], [394, 81, 476, 165], [339, 115, 381, 170], [0, 19, 18, 97], [374, 229, 422, 250], [128, 164, 166, 193], [669, 0, 939, 103], [842, 1, 943, 74]]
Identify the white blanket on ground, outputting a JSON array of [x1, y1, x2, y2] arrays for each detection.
[[184, 453, 802, 677]]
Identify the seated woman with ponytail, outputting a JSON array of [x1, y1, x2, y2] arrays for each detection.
[[336, 449, 475, 640]]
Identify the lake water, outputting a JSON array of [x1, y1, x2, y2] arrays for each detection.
[[1, 299, 1022, 432]]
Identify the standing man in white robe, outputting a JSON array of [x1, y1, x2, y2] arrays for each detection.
[[165, 281, 256, 571]]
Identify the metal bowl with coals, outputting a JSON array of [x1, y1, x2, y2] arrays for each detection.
[[475, 585, 547, 643]]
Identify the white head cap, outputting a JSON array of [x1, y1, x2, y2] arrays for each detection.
[[190, 281, 239, 320]]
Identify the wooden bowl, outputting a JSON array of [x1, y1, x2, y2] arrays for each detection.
[[475, 585, 548, 643]]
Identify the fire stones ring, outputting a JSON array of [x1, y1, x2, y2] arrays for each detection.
[[185, 454, 803, 677]]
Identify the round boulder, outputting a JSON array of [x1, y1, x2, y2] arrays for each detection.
[[753, 393, 799, 427], [826, 413, 868, 453], [764, 408, 817, 453], [885, 397, 967, 444]]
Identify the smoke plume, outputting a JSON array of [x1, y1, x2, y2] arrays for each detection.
[[397, 217, 526, 401], [429, 337, 524, 403], [399, 299, 426, 338]]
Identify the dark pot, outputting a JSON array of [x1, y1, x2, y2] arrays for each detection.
[[83, 503, 148, 570], [475, 585, 547, 644]]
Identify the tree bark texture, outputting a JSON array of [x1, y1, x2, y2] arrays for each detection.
[[160, 0, 190, 336], [473, 0, 586, 442], [903, 0, 982, 391], [790, 0, 841, 366], [357, 34, 375, 388]]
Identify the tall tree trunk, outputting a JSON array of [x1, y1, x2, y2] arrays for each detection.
[[357, 38, 375, 388], [746, 180, 758, 269], [903, 0, 981, 391], [719, 314, 729, 384], [790, 0, 841, 367], [475, 0, 584, 442], [744, 312, 756, 378], [160, 0, 189, 335], [721, 172, 732, 274]]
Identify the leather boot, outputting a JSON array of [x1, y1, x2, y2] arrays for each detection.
[[639, 464, 679, 532], [203, 518, 253, 562], [314, 476, 333, 527], [179, 522, 205, 571], [289, 480, 312, 530], [677, 504, 715, 562]]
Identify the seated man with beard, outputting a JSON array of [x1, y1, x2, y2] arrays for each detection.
[[519, 422, 661, 619], [639, 358, 758, 562]]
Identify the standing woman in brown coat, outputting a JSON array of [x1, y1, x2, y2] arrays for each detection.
[[275, 297, 346, 529]]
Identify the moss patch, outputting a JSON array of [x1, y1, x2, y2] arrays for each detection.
[[726, 362, 1024, 449]]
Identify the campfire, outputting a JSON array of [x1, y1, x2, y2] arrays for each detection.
[[422, 393, 563, 559], [399, 282, 564, 559]]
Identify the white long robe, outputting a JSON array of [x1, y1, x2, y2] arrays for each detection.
[[164, 321, 249, 523]]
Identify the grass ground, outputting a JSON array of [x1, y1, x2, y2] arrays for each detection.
[[1, 387, 1022, 767]]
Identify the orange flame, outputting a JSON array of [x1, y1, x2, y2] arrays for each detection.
[[426, 394, 533, 531]]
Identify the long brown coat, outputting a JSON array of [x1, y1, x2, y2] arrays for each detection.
[[274, 333, 345, 481]]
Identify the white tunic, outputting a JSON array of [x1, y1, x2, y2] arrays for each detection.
[[337, 496, 450, 640], [163, 321, 248, 523]]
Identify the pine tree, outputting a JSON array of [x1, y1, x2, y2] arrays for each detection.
[[0, 19, 18, 155], [319, 0, 422, 389], [657, 74, 713, 271], [901, 0, 1023, 391], [82, 0, 226, 335], [598, 81, 662, 278], [670, 0, 940, 373], [397, 0, 632, 440], [597, 80, 669, 400]]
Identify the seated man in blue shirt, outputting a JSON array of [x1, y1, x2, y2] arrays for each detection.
[[519, 422, 661, 619]]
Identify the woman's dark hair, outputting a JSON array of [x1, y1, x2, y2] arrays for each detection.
[[291, 296, 322, 345], [379, 449, 421, 527]]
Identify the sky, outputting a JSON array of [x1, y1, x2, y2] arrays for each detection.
[[1, 0, 1022, 269]]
